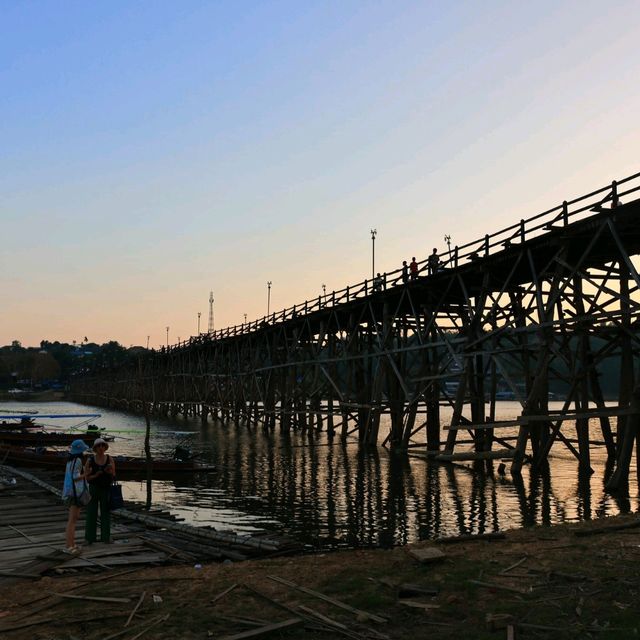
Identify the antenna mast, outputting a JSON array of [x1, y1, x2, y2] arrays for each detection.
[[208, 291, 214, 333]]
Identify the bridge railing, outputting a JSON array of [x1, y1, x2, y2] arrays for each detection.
[[169, 172, 640, 350]]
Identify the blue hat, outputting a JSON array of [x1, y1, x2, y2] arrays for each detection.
[[69, 439, 89, 455]]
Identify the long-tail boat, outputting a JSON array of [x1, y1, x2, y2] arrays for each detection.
[[0, 414, 113, 446], [0, 445, 216, 477]]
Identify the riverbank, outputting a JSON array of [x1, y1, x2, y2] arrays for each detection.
[[1, 512, 638, 639], [0, 390, 66, 402]]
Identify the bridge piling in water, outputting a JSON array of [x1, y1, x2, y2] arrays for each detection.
[[73, 174, 640, 489]]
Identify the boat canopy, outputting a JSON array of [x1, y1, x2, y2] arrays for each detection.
[[0, 413, 101, 420]]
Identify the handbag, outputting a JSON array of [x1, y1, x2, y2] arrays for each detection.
[[71, 459, 92, 506], [109, 479, 124, 510], [78, 485, 92, 506]]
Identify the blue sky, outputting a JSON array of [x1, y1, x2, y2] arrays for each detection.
[[2, 1, 639, 346]]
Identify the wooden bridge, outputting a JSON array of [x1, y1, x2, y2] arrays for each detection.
[[72, 172, 640, 488]]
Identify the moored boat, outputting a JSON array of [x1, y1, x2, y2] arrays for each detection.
[[0, 445, 216, 477], [0, 413, 113, 446], [0, 431, 100, 447], [0, 413, 102, 431]]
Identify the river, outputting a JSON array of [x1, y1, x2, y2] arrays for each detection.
[[1, 400, 637, 549]]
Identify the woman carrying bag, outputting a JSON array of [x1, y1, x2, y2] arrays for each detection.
[[84, 437, 117, 544], [62, 439, 91, 554]]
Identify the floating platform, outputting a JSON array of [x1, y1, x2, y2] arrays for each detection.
[[0, 464, 299, 584]]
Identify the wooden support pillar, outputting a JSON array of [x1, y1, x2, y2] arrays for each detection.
[[618, 260, 634, 450], [573, 276, 591, 473], [426, 323, 441, 453], [606, 385, 640, 493]]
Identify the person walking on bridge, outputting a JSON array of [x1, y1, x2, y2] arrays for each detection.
[[401, 260, 409, 284], [409, 257, 419, 281], [428, 248, 440, 275]]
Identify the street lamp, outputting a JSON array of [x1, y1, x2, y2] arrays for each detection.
[[146, 336, 150, 350], [444, 234, 452, 257], [322, 283, 326, 303], [244, 313, 247, 323], [166, 326, 169, 347], [370, 229, 377, 279], [197, 312, 201, 335], [267, 281, 272, 316]]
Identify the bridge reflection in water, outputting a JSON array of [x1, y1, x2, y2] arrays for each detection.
[[124, 415, 636, 549]]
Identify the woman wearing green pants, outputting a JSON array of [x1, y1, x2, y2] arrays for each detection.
[[84, 438, 116, 543]]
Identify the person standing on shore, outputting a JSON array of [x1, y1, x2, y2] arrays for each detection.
[[84, 438, 116, 544], [62, 439, 90, 554]]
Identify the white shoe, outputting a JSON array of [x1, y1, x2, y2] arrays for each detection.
[[63, 546, 81, 555]]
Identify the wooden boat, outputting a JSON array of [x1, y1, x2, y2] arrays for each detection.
[[0, 445, 216, 477], [0, 413, 113, 446], [0, 431, 107, 447], [0, 413, 102, 432]]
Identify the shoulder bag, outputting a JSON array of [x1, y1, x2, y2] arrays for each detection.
[[109, 478, 124, 510], [72, 459, 91, 506]]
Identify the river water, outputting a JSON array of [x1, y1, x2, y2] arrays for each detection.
[[1, 400, 637, 548]]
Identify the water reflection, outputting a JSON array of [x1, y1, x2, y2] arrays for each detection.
[[1, 400, 638, 549]]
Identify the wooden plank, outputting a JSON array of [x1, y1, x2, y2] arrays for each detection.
[[468, 579, 527, 594], [267, 575, 387, 624], [499, 556, 528, 574], [53, 593, 132, 604], [0, 569, 41, 579], [16, 549, 70, 576], [59, 552, 167, 568], [218, 618, 304, 640], [211, 583, 239, 604], [124, 591, 146, 627], [297, 605, 348, 630]]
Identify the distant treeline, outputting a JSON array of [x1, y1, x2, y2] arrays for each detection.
[[0, 340, 146, 388]]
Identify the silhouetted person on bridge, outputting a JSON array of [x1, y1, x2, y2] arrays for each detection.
[[373, 273, 383, 291], [410, 257, 419, 281], [428, 248, 440, 275], [401, 260, 409, 284]]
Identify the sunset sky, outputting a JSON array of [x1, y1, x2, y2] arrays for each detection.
[[2, 1, 640, 348]]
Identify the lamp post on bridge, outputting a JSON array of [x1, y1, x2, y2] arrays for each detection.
[[370, 229, 377, 279], [267, 281, 272, 316], [197, 312, 201, 335], [444, 234, 452, 259], [166, 326, 169, 347], [244, 313, 247, 323], [146, 336, 150, 350], [322, 283, 326, 304]]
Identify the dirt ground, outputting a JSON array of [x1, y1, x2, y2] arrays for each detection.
[[1, 514, 639, 640]]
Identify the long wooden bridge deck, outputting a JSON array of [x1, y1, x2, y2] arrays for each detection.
[[72, 172, 640, 489]]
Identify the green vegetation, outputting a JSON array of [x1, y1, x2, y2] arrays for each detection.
[[0, 339, 146, 391]]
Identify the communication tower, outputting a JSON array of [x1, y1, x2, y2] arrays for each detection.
[[208, 291, 214, 333]]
